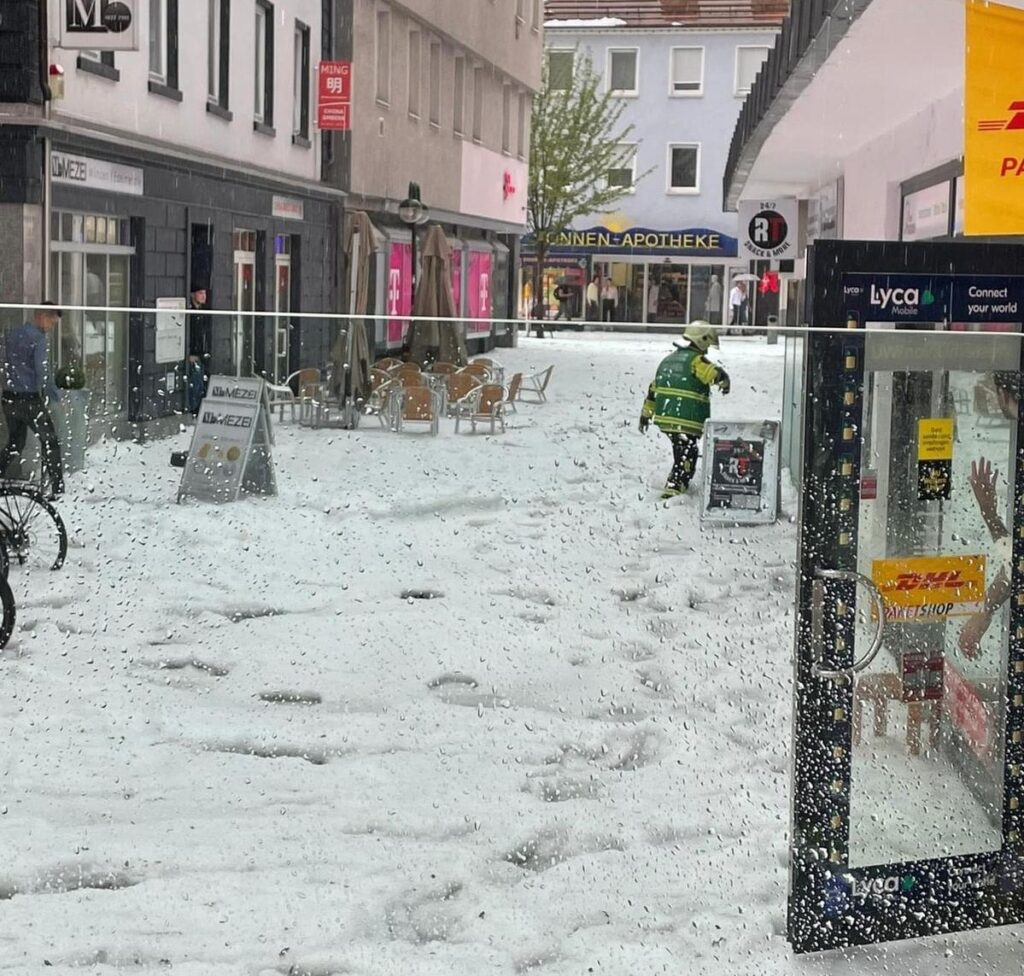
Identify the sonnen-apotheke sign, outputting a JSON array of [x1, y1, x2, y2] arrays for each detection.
[[58, 0, 139, 51], [530, 225, 738, 258]]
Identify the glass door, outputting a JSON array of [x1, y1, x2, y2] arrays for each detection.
[[233, 230, 256, 377], [789, 240, 1024, 953], [274, 238, 291, 385]]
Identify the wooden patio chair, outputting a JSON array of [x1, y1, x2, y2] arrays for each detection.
[[472, 357, 504, 383], [446, 372, 482, 419], [429, 362, 458, 375], [395, 364, 424, 386], [395, 386, 441, 435], [460, 362, 493, 383], [518, 365, 554, 403], [374, 357, 402, 372], [505, 372, 523, 413], [455, 383, 508, 434]]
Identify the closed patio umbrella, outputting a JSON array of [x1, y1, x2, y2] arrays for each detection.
[[333, 211, 376, 408], [408, 224, 468, 367]]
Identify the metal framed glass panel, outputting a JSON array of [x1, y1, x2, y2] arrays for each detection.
[[789, 239, 1024, 953]]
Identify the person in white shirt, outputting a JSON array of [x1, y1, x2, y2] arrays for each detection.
[[729, 280, 747, 328], [586, 277, 600, 321]]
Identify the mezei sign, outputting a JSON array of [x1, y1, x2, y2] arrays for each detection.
[[58, 0, 139, 51], [843, 272, 1024, 322]]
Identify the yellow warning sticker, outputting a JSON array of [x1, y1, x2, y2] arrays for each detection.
[[918, 418, 954, 461]]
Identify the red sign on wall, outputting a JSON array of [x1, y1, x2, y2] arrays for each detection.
[[318, 61, 352, 131]]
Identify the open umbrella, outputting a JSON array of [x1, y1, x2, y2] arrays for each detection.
[[731, 273, 760, 282], [408, 224, 468, 367], [332, 211, 376, 414]]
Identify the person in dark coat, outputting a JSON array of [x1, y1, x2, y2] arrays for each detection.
[[187, 288, 210, 416]]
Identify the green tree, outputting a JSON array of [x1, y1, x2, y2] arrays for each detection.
[[527, 51, 648, 337]]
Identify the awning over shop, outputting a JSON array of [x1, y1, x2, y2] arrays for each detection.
[[723, 0, 963, 209]]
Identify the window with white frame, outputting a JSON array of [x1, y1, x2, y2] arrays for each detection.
[[607, 143, 637, 191], [453, 55, 465, 134], [293, 21, 310, 141], [667, 143, 700, 193], [149, 0, 167, 80], [670, 47, 703, 96], [207, 0, 230, 107], [502, 84, 512, 153], [376, 8, 391, 104], [429, 41, 441, 125], [473, 64, 485, 142], [607, 49, 638, 96], [408, 29, 421, 117], [254, 1, 274, 127], [735, 46, 770, 95], [547, 50, 574, 91], [517, 91, 529, 159]]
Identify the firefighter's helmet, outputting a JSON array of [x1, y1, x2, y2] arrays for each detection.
[[683, 321, 720, 353]]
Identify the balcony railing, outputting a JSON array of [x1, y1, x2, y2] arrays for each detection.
[[545, 0, 790, 28]]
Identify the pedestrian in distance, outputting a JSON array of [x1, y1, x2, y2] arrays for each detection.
[[729, 279, 747, 332], [706, 273, 723, 325], [639, 322, 730, 500], [601, 278, 619, 323], [586, 276, 600, 321], [187, 287, 210, 417], [647, 273, 661, 324], [0, 302, 65, 498], [554, 281, 572, 321]]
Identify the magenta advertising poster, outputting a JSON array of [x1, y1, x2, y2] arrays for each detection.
[[387, 242, 412, 345], [451, 249, 462, 316], [467, 251, 492, 335]]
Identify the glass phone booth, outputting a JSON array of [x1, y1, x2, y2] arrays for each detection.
[[788, 240, 1024, 952]]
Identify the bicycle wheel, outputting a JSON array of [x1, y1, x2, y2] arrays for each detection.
[[0, 532, 9, 579], [0, 574, 14, 648], [0, 485, 68, 572]]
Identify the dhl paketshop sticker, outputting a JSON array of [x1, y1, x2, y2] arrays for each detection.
[[872, 555, 986, 623], [917, 418, 954, 462]]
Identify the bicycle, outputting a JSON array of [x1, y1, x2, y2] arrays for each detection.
[[0, 534, 15, 648], [0, 482, 68, 572]]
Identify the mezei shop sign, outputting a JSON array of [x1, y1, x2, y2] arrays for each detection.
[[532, 225, 738, 258], [51, 151, 144, 196], [58, 0, 139, 51], [843, 272, 1024, 322]]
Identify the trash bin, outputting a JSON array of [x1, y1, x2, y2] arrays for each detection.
[[55, 389, 91, 473], [766, 314, 779, 346]]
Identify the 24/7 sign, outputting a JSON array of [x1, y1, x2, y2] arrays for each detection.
[[318, 61, 352, 131], [738, 198, 799, 260], [58, 0, 139, 51]]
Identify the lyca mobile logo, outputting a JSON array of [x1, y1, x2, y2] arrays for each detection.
[[869, 284, 935, 311], [851, 874, 916, 899]]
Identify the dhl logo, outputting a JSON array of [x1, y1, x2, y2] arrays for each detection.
[[892, 571, 967, 593], [977, 101, 1024, 132]]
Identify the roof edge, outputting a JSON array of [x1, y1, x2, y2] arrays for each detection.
[[722, 0, 875, 211]]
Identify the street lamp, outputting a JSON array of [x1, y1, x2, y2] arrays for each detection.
[[398, 181, 430, 305]]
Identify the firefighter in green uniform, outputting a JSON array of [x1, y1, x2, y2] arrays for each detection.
[[639, 322, 730, 499]]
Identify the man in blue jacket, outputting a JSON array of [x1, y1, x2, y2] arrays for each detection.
[[0, 303, 64, 497]]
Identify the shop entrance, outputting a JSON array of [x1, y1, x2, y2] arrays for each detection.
[[232, 230, 257, 376], [789, 240, 1024, 952], [273, 235, 292, 385]]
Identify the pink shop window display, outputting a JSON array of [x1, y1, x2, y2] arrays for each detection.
[[467, 251, 492, 335]]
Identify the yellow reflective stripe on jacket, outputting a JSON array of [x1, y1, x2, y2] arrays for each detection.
[[653, 385, 710, 404], [653, 415, 704, 434], [692, 356, 718, 385]]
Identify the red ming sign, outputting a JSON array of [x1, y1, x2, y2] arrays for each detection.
[[318, 61, 352, 131]]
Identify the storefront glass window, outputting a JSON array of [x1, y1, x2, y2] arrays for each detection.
[[49, 210, 133, 417]]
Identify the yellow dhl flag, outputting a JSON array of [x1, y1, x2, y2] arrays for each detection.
[[872, 555, 986, 623], [965, 0, 1024, 235]]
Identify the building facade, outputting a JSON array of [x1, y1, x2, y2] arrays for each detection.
[[532, 0, 785, 327], [338, 0, 543, 354], [0, 0, 345, 437]]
